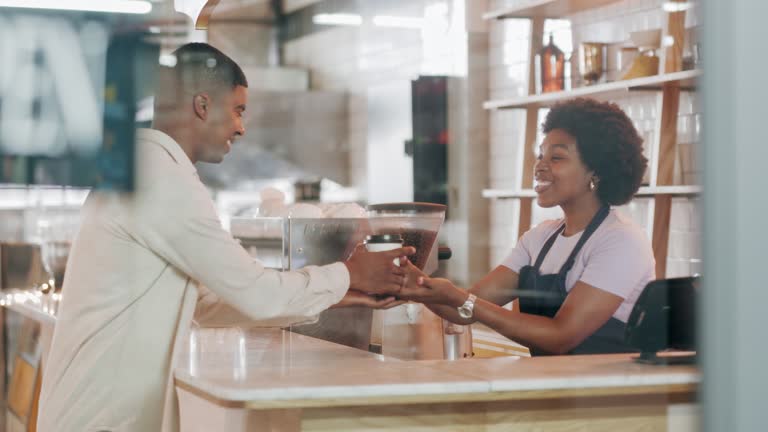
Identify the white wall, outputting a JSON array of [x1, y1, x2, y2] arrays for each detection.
[[365, 81, 413, 203]]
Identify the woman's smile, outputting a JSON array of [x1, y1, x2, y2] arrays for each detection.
[[534, 179, 552, 194]]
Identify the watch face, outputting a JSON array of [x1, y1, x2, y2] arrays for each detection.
[[458, 306, 471, 319]]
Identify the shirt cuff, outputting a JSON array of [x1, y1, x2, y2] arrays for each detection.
[[325, 261, 351, 302]]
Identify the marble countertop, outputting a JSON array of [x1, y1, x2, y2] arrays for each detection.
[[175, 327, 700, 408], [0, 290, 697, 407]]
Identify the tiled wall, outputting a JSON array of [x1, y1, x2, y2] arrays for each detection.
[[487, 0, 702, 277], [287, 25, 403, 199]]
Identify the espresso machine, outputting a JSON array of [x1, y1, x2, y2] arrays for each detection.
[[229, 202, 472, 361]]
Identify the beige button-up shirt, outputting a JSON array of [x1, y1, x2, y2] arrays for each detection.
[[37, 129, 350, 432]]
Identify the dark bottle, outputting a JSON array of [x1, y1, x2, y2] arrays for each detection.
[[538, 34, 565, 93]]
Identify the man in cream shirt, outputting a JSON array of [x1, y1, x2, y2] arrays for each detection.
[[37, 43, 411, 432]]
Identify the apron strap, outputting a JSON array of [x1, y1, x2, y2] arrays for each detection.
[[558, 205, 611, 275], [532, 223, 566, 270]]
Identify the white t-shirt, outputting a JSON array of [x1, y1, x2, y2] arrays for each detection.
[[502, 209, 655, 322]]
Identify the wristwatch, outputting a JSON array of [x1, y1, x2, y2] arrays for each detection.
[[457, 293, 477, 319]]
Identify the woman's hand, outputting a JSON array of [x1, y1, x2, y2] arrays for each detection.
[[398, 261, 468, 307], [331, 290, 407, 309]]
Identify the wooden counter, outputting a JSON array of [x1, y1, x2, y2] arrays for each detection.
[[175, 327, 699, 432]]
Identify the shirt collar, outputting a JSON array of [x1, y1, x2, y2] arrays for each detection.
[[137, 128, 197, 175]]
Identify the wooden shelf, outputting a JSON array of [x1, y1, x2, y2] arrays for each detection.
[[484, 70, 701, 110], [635, 186, 701, 197], [483, 0, 623, 20], [482, 185, 701, 199], [482, 189, 538, 199]]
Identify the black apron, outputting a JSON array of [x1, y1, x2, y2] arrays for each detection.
[[517, 206, 636, 356]]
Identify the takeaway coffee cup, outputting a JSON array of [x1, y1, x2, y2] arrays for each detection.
[[364, 234, 404, 266]]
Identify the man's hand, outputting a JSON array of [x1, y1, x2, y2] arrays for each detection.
[[343, 244, 415, 296], [331, 290, 407, 309], [398, 261, 467, 307]]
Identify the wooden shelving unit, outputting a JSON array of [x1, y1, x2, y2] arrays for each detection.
[[483, 0, 623, 20], [483, 0, 697, 278]]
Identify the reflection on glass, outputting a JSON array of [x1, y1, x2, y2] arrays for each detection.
[[38, 211, 79, 292]]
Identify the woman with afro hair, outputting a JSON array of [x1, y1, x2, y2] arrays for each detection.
[[400, 98, 655, 355]]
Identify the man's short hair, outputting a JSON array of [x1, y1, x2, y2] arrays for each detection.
[[171, 42, 248, 91], [154, 43, 247, 110]]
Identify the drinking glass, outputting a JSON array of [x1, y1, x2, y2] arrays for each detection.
[[579, 42, 606, 85]]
